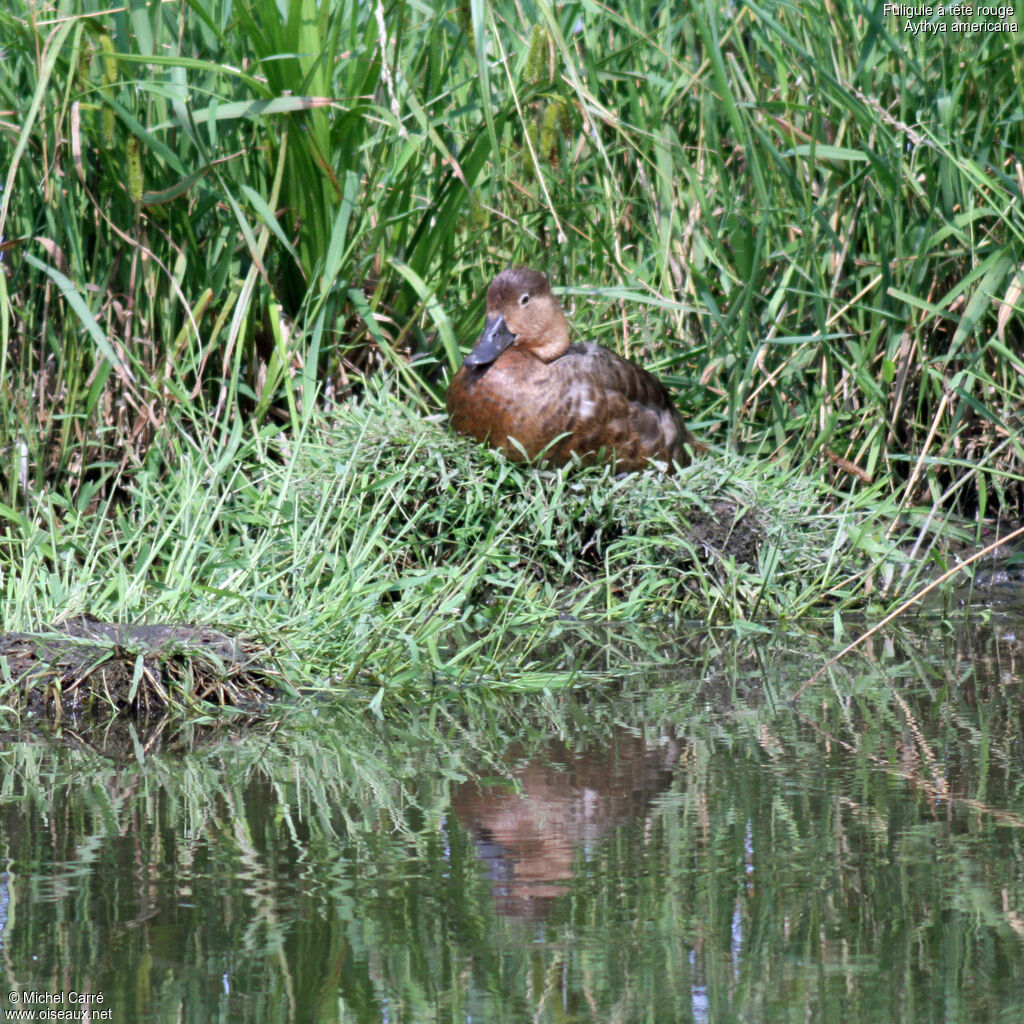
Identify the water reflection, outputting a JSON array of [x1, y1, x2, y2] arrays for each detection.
[[1, 617, 1024, 1022], [452, 731, 680, 916]]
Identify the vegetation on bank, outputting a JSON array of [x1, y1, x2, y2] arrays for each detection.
[[2, 0, 1022, 507], [1, 0, 1023, 714], [0, 386, 956, 719]]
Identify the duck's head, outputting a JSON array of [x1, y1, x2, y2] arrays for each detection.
[[464, 266, 570, 368]]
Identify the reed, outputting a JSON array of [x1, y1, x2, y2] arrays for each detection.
[[1, 0, 1020, 516]]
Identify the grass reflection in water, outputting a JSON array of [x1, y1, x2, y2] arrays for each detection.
[[2, 617, 1024, 1023]]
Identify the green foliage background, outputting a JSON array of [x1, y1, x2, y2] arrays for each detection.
[[2, 0, 1022, 509]]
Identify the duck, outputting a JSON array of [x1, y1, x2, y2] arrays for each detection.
[[446, 266, 692, 472]]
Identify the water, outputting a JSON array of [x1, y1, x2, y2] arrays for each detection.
[[2, 611, 1024, 1023]]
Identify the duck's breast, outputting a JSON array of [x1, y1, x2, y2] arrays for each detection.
[[447, 352, 556, 459]]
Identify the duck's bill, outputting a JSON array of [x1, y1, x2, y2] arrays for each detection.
[[463, 314, 517, 367]]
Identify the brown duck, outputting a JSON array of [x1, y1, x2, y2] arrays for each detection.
[[446, 267, 692, 472]]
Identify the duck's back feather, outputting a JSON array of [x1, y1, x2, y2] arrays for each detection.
[[447, 341, 690, 472]]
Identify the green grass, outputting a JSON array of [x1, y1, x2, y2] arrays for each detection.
[[0, 384, 943, 714], [1, 0, 1022, 715], [1, 0, 1022, 513]]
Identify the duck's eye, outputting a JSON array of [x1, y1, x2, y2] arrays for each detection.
[[519, 293, 531, 306]]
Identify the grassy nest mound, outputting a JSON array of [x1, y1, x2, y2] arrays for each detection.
[[274, 388, 901, 619]]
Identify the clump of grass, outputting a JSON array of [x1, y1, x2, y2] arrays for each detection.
[[312, 386, 906, 623], [0, 383, 925, 719]]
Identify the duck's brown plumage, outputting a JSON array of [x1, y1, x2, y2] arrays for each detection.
[[446, 266, 692, 472]]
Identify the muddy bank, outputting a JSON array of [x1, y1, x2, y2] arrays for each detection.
[[0, 617, 279, 719]]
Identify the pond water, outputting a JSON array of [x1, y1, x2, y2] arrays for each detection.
[[2, 609, 1024, 1023]]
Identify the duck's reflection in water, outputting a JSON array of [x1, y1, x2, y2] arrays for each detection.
[[451, 730, 680, 919]]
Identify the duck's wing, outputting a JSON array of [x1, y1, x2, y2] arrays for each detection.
[[548, 343, 690, 470]]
